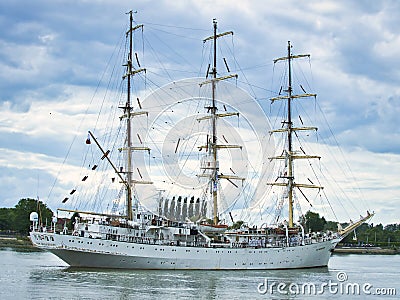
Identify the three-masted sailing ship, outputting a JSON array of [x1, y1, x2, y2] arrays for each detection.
[[29, 13, 373, 269]]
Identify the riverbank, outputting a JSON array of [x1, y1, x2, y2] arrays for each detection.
[[333, 246, 399, 254], [0, 236, 39, 250]]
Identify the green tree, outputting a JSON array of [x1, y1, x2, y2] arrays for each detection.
[[340, 222, 400, 247], [13, 198, 53, 234], [385, 224, 400, 231], [324, 220, 338, 231], [305, 211, 326, 232], [0, 208, 13, 230]]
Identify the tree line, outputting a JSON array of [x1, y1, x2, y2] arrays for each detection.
[[304, 211, 400, 247], [0, 198, 53, 235]]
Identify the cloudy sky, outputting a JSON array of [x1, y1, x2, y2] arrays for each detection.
[[0, 0, 399, 226]]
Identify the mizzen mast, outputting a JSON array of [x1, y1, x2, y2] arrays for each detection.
[[268, 41, 321, 228]]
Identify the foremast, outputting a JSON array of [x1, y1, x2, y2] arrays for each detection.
[[57, 14, 151, 221], [268, 41, 320, 228], [199, 20, 243, 225], [121, 11, 151, 220]]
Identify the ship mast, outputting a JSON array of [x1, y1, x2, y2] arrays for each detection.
[[210, 20, 218, 226], [126, 11, 134, 220], [199, 20, 243, 225], [269, 41, 321, 228], [122, 11, 151, 220], [286, 41, 294, 229]]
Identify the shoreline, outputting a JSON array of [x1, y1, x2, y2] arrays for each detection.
[[0, 236, 41, 250], [333, 246, 399, 255]]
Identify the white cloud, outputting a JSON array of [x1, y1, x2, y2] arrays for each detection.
[[0, 85, 107, 142]]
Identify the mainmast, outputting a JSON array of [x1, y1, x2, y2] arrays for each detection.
[[269, 41, 321, 228], [199, 20, 242, 225], [122, 11, 151, 220]]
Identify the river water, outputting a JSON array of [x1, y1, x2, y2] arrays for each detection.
[[0, 248, 398, 299]]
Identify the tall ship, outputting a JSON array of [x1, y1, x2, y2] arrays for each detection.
[[29, 13, 373, 269]]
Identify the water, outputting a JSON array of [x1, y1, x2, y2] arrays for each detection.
[[0, 248, 398, 299]]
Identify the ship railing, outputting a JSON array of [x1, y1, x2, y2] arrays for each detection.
[[75, 232, 335, 249], [31, 226, 58, 234], [76, 231, 336, 248], [31, 224, 76, 235], [229, 234, 334, 249], [99, 233, 210, 247]]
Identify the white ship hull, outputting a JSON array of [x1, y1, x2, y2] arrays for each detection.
[[30, 232, 339, 270]]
